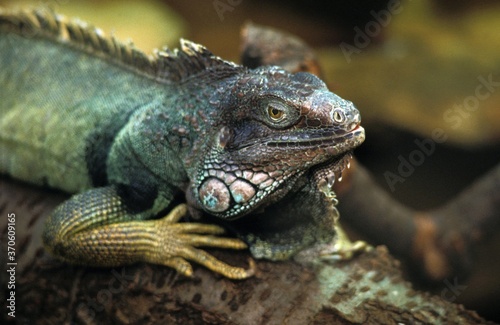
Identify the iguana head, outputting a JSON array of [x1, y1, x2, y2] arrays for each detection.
[[188, 66, 364, 219]]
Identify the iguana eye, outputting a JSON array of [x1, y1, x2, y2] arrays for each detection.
[[267, 104, 285, 121], [261, 100, 298, 128]]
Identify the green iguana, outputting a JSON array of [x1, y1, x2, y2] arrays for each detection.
[[0, 8, 365, 279]]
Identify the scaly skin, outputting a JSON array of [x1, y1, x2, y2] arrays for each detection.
[[0, 8, 365, 278]]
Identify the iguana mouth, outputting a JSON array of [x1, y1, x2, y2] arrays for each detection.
[[312, 152, 353, 202], [308, 125, 364, 200], [266, 124, 364, 149]]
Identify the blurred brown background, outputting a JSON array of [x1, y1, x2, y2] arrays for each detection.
[[1, 0, 499, 321]]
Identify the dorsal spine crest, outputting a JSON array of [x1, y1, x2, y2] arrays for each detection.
[[0, 7, 243, 83]]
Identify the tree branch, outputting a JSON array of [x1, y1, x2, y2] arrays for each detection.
[[0, 177, 490, 324]]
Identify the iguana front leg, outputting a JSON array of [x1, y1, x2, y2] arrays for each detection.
[[43, 186, 254, 279]]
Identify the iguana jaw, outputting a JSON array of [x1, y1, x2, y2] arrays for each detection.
[[297, 124, 365, 200], [312, 151, 354, 200], [190, 124, 364, 220]]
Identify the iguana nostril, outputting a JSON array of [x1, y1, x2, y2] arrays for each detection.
[[332, 109, 345, 123]]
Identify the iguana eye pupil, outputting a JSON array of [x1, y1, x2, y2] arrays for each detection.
[[268, 105, 285, 120]]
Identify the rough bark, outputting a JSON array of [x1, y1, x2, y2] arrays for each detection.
[[0, 177, 491, 324], [336, 160, 500, 282]]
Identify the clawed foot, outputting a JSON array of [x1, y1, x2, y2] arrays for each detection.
[[149, 204, 255, 279], [320, 222, 372, 261]]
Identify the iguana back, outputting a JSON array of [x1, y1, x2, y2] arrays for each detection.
[[0, 10, 179, 192]]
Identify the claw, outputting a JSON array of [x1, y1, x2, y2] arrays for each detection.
[[319, 222, 372, 261], [149, 204, 256, 279]]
